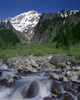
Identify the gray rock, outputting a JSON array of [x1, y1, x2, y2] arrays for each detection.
[[6, 77, 15, 87], [50, 55, 66, 67], [2, 75, 15, 87], [70, 74, 78, 82], [63, 77, 68, 82], [41, 62, 55, 71], [26, 59, 38, 68], [50, 73, 59, 80], [57, 62, 66, 68]]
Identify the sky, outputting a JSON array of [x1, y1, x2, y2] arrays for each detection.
[[0, 0, 80, 20]]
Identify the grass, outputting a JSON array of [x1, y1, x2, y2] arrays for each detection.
[[70, 42, 80, 60], [0, 42, 66, 61], [0, 42, 80, 61]]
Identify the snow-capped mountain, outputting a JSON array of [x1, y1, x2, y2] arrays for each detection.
[[0, 10, 41, 43], [4, 10, 41, 33], [3, 10, 79, 34], [39, 10, 80, 23], [58, 10, 79, 17], [0, 9, 79, 43]]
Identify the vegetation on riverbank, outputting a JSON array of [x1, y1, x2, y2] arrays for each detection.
[[0, 42, 66, 61], [0, 42, 80, 62]]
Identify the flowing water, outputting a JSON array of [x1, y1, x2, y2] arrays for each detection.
[[0, 63, 77, 100], [0, 63, 53, 100]]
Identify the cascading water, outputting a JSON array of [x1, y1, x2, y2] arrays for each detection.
[[8, 77, 52, 100], [0, 62, 78, 100], [37, 79, 52, 98], [0, 63, 53, 100]]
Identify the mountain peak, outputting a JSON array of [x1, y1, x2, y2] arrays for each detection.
[[3, 10, 41, 32], [15, 10, 39, 18], [25, 10, 38, 14]]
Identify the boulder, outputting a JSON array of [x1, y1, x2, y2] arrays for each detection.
[[7, 56, 22, 66], [62, 92, 75, 100], [13, 76, 21, 80], [26, 59, 38, 68], [31, 69, 38, 73], [30, 59, 38, 68], [41, 62, 55, 71], [6, 77, 15, 87], [63, 81, 72, 91], [72, 83, 78, 90], [63, 77, 68, 82], [66, 71, 71, 77], [77, 92, 80, 99], [51, 80, 62, 94], [26, 65, 38, 73], [57, 92, 75, 100], [25, 81, 39, 98], [0, 75, 15, 87], [50, 55, 66, 67], [57, 62, 66, 68], [0, 78, 7, 86], [43, 97, 55, 100], [26, 61, 31, 65], [57, 93, 64, 99], [50, 73, 59, 80], [70, 74, 78, 82], [4, 75, 15, 87]]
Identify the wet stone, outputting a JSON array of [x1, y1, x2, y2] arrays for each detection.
[[78, 86, 80, 92], [62, 92, 75, 100], [57, 93, 64, 99], [77, 92, 80, 99], [50, 74, 59, 81], [13, 76, 21, 80], [6, 77, 15, 87], [0, 79, 7, 86], [44, 72, 50, 76], [24, 81, 39, 98], [23, 70, 32, 74], [0, 71, 2, 76], [43, 97, 55, 100], [51, 80, 62, 94], [72, 83, 78, 90], [17, 69, 23, 73], [63, 81, 72, 91]]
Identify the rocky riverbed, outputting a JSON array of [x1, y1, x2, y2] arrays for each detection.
[[0, 54, 80, 100]]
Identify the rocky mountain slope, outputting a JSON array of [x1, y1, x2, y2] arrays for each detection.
[[0, 10, 41, 43], [31, 10, 80, 48], [0, 9, 80, 46]]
